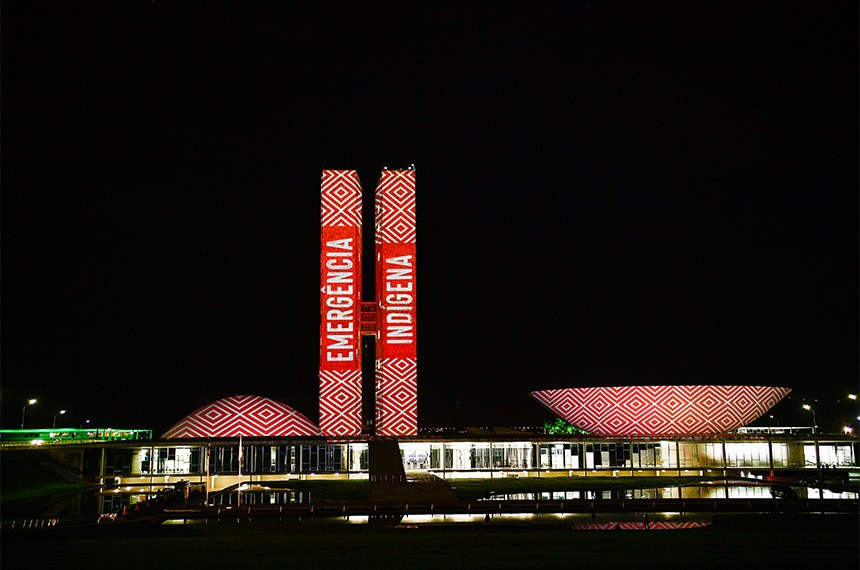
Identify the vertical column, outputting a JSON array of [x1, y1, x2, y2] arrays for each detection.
[[319, 170, 363, 436], [375, 169, 418, 436]]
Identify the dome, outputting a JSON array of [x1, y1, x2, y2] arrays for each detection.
[[162, 394, 320, 438], [530, 385, 791, 437]]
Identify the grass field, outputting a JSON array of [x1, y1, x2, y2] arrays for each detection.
[[3, 514, 857, 569], [0, 451, 86, 504]]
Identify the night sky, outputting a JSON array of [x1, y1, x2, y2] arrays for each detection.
[[2, 2, 857, 435]]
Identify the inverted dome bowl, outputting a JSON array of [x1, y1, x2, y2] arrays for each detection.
[[530, 385, 791, 437]]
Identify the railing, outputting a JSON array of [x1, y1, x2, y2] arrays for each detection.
[[0, 518, 61, 531]]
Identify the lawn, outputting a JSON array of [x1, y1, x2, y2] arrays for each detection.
[[2, 514, 857, 569]]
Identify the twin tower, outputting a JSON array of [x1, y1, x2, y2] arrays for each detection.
[[319, 169, 417, 437]]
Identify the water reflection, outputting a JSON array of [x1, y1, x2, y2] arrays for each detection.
[[207, 490, 312, 507], [339, 512, 712, 526], [485, 485, 858, 501], [7, 482, 855, 524], [105, 484, 857, 516], [569, 521, 711, 530]]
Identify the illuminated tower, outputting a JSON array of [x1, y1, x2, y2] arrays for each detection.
[[319, 168, 417, 436], [374, 169, 417, 436], [319, 170, 363, 436]]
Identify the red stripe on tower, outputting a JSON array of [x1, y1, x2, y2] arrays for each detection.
[[375, 169, 417, 436], [319, 170, 363, 436]]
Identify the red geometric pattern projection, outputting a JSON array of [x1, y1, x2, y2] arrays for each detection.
[[375, 169, 417, 245], [530, 385, 791, 437], [319, 170, 363, 436], [162, 395, 319, 438], [375, 169, 418, 436], [570, 522, 711, 531], [321, 169, 362, 227], [375, 358, 418, 436], [319, 369, 362, 435]]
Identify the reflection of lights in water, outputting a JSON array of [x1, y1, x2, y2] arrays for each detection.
[[547, 513, 574, 520], [483, 484, 860, 502], [570, 521, 711, 530], [814, 488, 859, 499], [398, 513, 540, 524]]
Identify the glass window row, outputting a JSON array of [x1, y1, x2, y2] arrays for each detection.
[[101, 440, 857, 476]]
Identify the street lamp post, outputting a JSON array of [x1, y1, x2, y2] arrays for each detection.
[[79, 419, 91, 430], [53, 409, 67, 429], [802, 404, 817, 434], [20, 398, 37, 429]]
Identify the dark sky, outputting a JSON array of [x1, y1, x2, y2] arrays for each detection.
[[2, 2, 858, 435]]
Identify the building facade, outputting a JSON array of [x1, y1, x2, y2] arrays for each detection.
[[91, 433, 858, 512]]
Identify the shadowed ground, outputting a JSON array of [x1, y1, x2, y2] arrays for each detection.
[[2, 514, 857, 569]]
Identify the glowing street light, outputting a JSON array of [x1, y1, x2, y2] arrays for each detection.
[[20, 398, 37, 430], [802, 404, 817, 434], [80, 419, 91, 430], [53, 409, 67, 429], [848, 394, 857, 401]]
